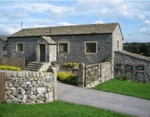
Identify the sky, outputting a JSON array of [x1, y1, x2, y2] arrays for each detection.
[[0, 0, 150, 42]]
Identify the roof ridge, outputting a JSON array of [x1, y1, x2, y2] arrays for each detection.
[[22, 22, 119, 30]]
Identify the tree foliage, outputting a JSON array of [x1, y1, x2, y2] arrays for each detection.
[[123, 42, 150, 57]]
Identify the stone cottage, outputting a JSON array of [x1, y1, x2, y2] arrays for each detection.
[[0, 35, 7, 57], [7, 23, 124, 65]]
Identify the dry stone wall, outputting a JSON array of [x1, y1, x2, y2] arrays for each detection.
[[5, 71, 55, 104], [114, 51, 150, 83]]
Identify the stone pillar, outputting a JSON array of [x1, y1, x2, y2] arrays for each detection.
[[111, 51, 114, 79], [51, 67, 57, 100], [76, 63, 85, 88]]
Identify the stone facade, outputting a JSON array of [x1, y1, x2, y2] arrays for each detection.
[[114, 51, 150, 83], [0, 39, 6, 57], [4, 71, 57, 104], [77, 62, 112, 88], [51, 34, 113, 65]]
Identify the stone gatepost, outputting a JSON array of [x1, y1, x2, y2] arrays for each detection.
[[76, 63, 85, 88]]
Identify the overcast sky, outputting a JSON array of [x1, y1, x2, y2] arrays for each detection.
[[0, 0, 150, 42]]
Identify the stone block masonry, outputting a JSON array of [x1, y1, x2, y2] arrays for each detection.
[[4, 70, 57, 104]]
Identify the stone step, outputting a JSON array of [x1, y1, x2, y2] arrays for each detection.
[[25, 66, 42, 69], [25, 62, 46, 71], [26, 64, 43, 66], [26, 64, 44, 67], [25, 68, 39, 71], [29, 62, 45, 65]]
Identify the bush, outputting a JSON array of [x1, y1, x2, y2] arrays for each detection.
[[41, 70, 47, 73], [57, 72, 76, 85], [0, 65, 21, 71], [63, 62, 79, 66], [121, 74, 129, 81]]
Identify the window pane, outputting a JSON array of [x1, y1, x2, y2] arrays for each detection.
[[60, 45, 64, 52], [86, 43, 96, 53], [3, 47, 7, 55], [59, 43, 68, 52], [18, 44, 23, 51], [64, 44, 68, 52]]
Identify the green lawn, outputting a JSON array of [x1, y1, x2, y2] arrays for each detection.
[[91, 79, 150, 100], [0, 100, 132, 117]]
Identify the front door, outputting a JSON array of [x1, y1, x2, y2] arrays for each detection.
[[40, 44, 45, 62]]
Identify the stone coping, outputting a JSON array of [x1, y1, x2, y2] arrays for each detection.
[[0, 70, 54, 79], [115, 51, 150, 62]]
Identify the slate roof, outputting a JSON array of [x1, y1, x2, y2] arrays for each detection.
[[42, 36, 57, 44], [0, 35, 7, 41], [116, 51, 150, 62], [9, 23, 119, 37]]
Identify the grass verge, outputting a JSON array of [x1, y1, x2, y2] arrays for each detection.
[[91, 79, 150, 100], [0, 100, 132, 117]]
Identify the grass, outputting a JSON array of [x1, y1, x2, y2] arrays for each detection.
[[0, 100, 132, 117], [91, 79, 150, 100]]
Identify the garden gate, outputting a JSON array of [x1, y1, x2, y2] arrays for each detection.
[[0, 72, 5, 104], [84, 63, 101, 86]]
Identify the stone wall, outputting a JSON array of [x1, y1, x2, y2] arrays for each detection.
[[4, 70, 57, 104], [77, 62, 112, 88], [0, 39, 6, 57], [114, 51, 150, 83]]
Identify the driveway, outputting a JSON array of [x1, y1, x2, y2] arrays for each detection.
[[57, 82, 150, 117]]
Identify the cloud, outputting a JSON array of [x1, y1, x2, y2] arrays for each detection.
[[2, 13, 28, 20], [138, 15, 145, 20], [143, 20, 150, 25], [0, 2, 74, 18], [92, 20, 104, 24], [0, 24, 20, 35], [140, 27, 150, 35], [57, 22, 76, 26]]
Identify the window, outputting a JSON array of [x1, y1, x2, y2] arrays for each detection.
[[59, 43, 68, 52], [85, 42, 97, 53], [117, 40, 119, 50], [17, 44, 23, 52], [3, 47, 7, 55]]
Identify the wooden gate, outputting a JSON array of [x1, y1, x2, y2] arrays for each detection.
[[84, 63, 101, 87], [0, 72, 5, 104]]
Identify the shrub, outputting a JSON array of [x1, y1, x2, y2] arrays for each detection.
[[63, 62, 79, 66], [0, 65, 21, 71], [135, 77, 140, 83], [64, 63, 68, 66], [57, 72, 76, 85], [41, 70, 47, 73], [102, 56, 110, 62], [121, 74, 129, 81], [68, 63, 73, 66]]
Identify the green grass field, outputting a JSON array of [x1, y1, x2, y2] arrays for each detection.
[[0, 100, 132, 117], [91, 79, 150, 100]]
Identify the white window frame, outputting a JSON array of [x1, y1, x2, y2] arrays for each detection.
[[84, 41, 98, 54], [58, 41, 70, 53]]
